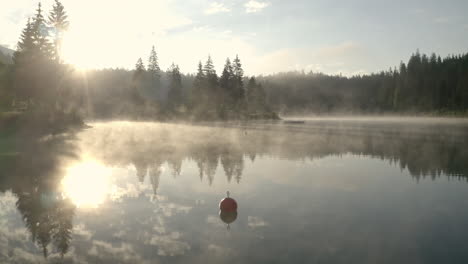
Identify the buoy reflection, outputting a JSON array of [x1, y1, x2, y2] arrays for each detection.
[[219, 191, 238, 229]]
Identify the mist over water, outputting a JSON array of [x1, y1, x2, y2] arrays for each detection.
[[3, 0, 468, 262], [1, 117, 468, 263]]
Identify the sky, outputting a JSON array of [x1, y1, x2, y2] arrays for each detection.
[[1, 0, 468, 76]]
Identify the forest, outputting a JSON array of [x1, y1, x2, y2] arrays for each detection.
[[261, 52, 468, 114], [1, 1, 468, 135], [0, 1, 276, 128]]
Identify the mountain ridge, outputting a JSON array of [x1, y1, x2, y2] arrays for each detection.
[[0, 45, 14, 64]]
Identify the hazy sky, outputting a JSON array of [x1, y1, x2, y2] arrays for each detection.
[[1, 0, 468, 76]]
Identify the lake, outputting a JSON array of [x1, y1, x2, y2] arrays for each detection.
[[1, 117, 468, 264]]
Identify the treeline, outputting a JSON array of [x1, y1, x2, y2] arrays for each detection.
[[1, 1, 467, 122], [124, 49, 275, 120], [260, 51, 468, 114], [0, 1, 275, 125], [76, 53, 274, 120], [1, 2, 275, 122], [70, 50, 468, 118]]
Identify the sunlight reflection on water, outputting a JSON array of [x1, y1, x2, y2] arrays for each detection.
[[61, 160, 112, 208]]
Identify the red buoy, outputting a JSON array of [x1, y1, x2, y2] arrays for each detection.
[[219, 191, 237, 212]]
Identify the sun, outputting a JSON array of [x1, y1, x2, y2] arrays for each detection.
[[59, 22, 138, 71], [60, 30, 94, 70]]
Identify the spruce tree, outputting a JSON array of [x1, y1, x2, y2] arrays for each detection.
[[48, 0, 69, 62], [131, 58, 146, 104], [147, 46, 160, 80], [13, 18, 34, 64], [194, 61, 205, 88], [193, 62, 205, 93], [246, 77, 267, 113], [203, 55, 219, 104], [232, 55, 245, 102], [135, 58, 145, 72], [168, 63, 183, 108], [203, 55, 216, 76], [147, 46, 161, 99], [220, 58, 234, 102], [32, 3, 53, 60], [13, 3, 54, 106], [191, 61, 206, 109]]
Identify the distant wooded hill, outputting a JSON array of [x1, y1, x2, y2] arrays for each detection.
[[259, 51, 468, 115], [0, 45, 14, 64]]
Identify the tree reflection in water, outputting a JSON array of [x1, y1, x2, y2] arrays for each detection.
[[0, 120, 468, 258], [81, 121, 468, 187], [0, 134, 78, 258]]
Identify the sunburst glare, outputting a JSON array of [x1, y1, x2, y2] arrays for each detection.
[[62, 160, 112, 208]]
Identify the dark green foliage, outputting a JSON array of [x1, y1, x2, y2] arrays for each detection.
[[135, 57, 145, 72], [131, 58, 146, 105], [191, 61, 206, 103], [187, 55, 256, 119], [147, 45, 161, 99], [232, 55, 245, 103], [7, 0, 467, 123], [0, 62, 13, 110], [148, 46, 160, 75], [219, 55, 245, 109], [167, 63, 183, 109], [261, 51, 468, 114], [203, 56, 219, 95], [13, 3, 56, 106], [220, 58, 234, 106], [8, 1, 84, 133], [246, 77, 267, 113]]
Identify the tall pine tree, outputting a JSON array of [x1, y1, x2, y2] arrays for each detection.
[[32, 3, 53, 60], [191, 61, 206, 107], [131, 58, 146, 104], [14, 18, 34, 61], [48, 0, 69, 62], [220, 58, 234, 107], [147, 46, 160, 81], [232, 55, 245, 103], [167, 63, 183, 109], [147, 45, 161, 99], [203, 55, 219, 113]]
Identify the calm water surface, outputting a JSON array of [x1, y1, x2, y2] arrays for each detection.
[[1, 118, 468, 263]]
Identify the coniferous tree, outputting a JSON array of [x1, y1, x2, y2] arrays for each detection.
[[147, 46, 160, 73], [135, 58, 145, 73], [13, 3, 55, 107], [203, 55, 218, 86], [202, 55, 219, 114], [167, 63, 183, 109], [246, 77, 267, 113], [232, 55, 245, 103], [32, 3, 53, 60], [194, 61, 205, 90], [131, 58, 146, 105], [13, 18, 35, 102], [14, 18, 34, 64], [192, 61, 206, 107], [147, 46, 160, 86], [48, 0, 69, 62], [220, 58, 234, 107]]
